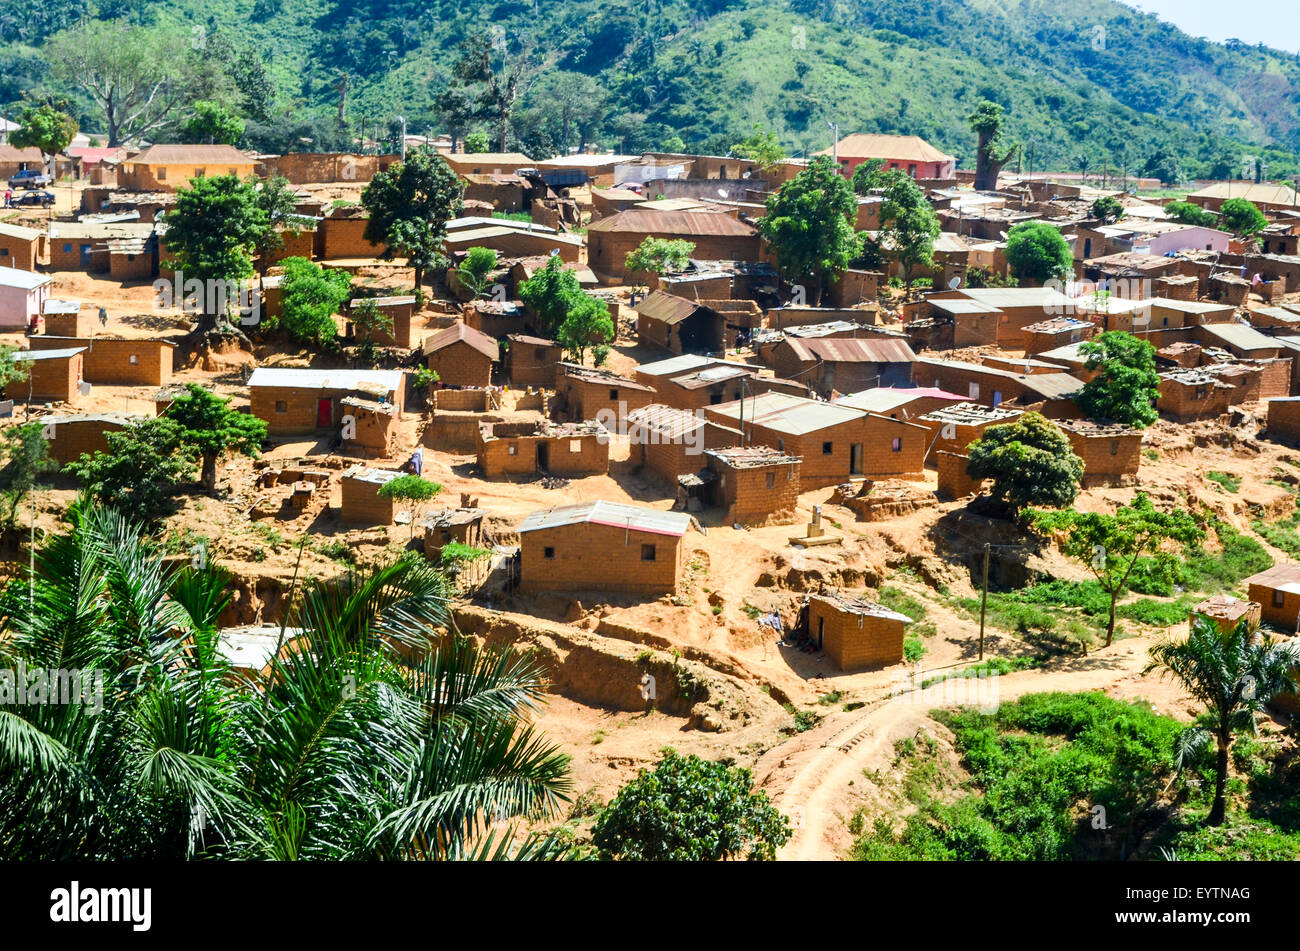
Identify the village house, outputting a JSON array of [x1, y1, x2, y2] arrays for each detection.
[[41, 300, 94, 337], [119, 144, 257, 191], [705, 391, 928, 489], [423, 322, 499, 388], [444, 224, 583, 263], [14, 348, 86, 403], [48, 221, 155, 272], [651, 362, 765, 413], [439, 151, 536, 178], [0, 222, 42, 272], [340, 466, 404, 525], [587, 210, 761, 283], [556, 363, 656, 423], [316, 207, 386, 260], [1192, 594, 1262, 634], [697, 446, 801, 527], [28, 336, 174, 387], [1157, 368, 1236, 421], [338, 395, 399, 457], [1185, 181, 1299, 216], [505, 334, 564, 389], [248, 367, 405, 435], [1244, 564, 1300, 631], [817, 133, 957, 180], [808, 592, 911, 671], [464, 299, 530, 337], [476, 419, 609, 479], [915, 402, 1023, 460], [1149, 297, 1235, 327], [0, 265, 51, 329], [635, 290, 728, 353], [347, 296, 416, 349], [1055, 419, 1143, 486], [37, 412, 142, 465], [766, 336, 917, 398], [421, 506, 487, 560], [925, 286, 1075, 348], [627, 403, 741, 485], [1022, 317, 1096, 355], [915, 356, 1084, 416], [833, 386, 966, 421], [517, 500, 693, 596], [930, 297, 1003, 348]]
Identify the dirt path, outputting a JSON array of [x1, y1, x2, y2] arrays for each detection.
[[757, 639, 1160, 861]]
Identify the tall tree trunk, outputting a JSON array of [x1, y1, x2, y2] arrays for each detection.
[[202, 452, 218, 491], [1106, 591, 1118, 646], [1208, 733, 1230, 826]]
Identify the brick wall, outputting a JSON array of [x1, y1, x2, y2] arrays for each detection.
[[810, 600, 905, 670], [0, 235, 39, 271], [1158, 380, 1232, 421], [252, 385, 402, 435], [1267, 399, 1300, 443], [507, 342, 563, 389], [43, 312, 98, 337], [561, 377, 656, 423], [520, 520, 684, 595], [44, 416, 127, 465], [589, 231, 761, 281], [428, 342, 494, 388], [25, 353, 82, 402], [710, 458, 801, 526], [1065, 432, 1142, 486], [28, 336, 173, 386], [477, 427, 609, 478], [1249, 582, 1300, 631], [266, 153, 398, 184], [340, 474, 396, 525], [319, 216, 386, 260], [936, 450, 983, 499]]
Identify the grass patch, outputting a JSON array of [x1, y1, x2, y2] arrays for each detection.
[[920, 655, 1041, 688], [1252, 500, 1300, 559], [903, 634, 927, 662], [817, 691, 843, 705], [782, 705, 822, 734], [1205, 471, 1241, 493], [1180, 522, 1272, 593], [878, 585, 928, 621]]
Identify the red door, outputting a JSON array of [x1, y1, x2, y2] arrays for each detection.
[[316, 398, 332, 428]]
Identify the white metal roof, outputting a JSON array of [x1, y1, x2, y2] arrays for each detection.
[[246, 367, 404, 393], [0, 265, 51, 290], [635, 354, 726, 377], [518, 499, 691, 537]]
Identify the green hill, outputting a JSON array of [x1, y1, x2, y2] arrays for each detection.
[[3, 0, 1299, 178]]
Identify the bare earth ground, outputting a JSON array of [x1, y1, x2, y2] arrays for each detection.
[[4, 180, 1296, 858]]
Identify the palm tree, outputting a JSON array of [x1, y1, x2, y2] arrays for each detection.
[[0, 501, 573, 859], [1146, 614, 1300, 826]]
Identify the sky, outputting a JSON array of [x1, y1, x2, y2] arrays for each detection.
[[1126, 0, 1300, 54]]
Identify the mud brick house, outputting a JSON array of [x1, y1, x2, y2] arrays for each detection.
[[1244, 564, 1300, 631], [119, 144, 256, 191], [915, 402, 1023, 461], [1266, 397, 1300, 444], [925, 287, 1075, 348], [47, 221, 155, 272], [1248, 306, 1300, 332], [587, 209, 761, 283], [1056, 419, 1143, 486], [517, 500, 693, 596], [1157, 368, 1236, 421], [0, 222, 42, 271], [338, 396, 398, 457], [752, 322, 863, 363], [461, 173, 525, 211], [1033, 342, 1100, 382], [317, 208, 386, 260], [444, 224, 583, 263], [506, 334, 564, 388], [833, 386, 966, 421], [808, 592, 911, 671], [556, 363, 656, 423], [0, 143, 45, 179], [700, 446, 801, 526], [706, 391, 928, 489], [421, 507, 487, 560], [347, 296, 416, 349], [340, 466, 406, 525], [652, 259, 781, 302], [0, 265, 50, 329], [767, 337, 917, 398], [633, 354, 731, 390], [635, 290, 729, 354], [936, 450, 984, 500], [1192, 594, 1262, 634], [654, 362, 764, 412], [627, 403, 741, 484], [38, 412, 142, 465], [247, 367, 404, 435], [41, 300, 94, 337], [1022, 317, 1095, 355], [1150, 298, 1234, 327], [477, 419, 609, 478], [264, 152, 398, 185], [590, 187, 645, 220], [464, 300, 530, 337], [1186, 181, 1299, 215], [14, 348, 85, 403], [816, 133, 957, 180], [29, 335, 174, 387], [825, 268, 881, 307], [423, 323, 499, 388], [915, 357, 1084, 416], [510, 255, 600, 292], [931, 297, 1004, 348], [439, 151, 535, 178]]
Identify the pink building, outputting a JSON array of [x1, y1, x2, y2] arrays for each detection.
[[0, 265, 51, 330], [816, 133, 957, 180]]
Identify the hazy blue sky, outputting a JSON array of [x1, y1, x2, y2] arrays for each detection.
[[1127, 0, 1300, 53]]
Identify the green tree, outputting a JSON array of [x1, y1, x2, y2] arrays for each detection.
[[362, 148, 464, 296], [730, 123, 784, 170], [1076, 331, 1161, 427], [0, 504, 573, 859], [433, 85, 480, 153], [966, 412, 1083, 512], [624, 236, 695, 290], [969, 100, 1018, 191], [166, 384, 267, 491], [65, 417, 197, 518], [1219, 198, 1267, 238], [1143, 148, 1183, 187], [378, 474, 444, 537], [0, 344, 31, 393], [757, 155, 857, 304], [518, 254, 583, 333], [850, 158, 888, 195], [879, 171, 940, 289], [1090, 196, 1125, 224], [0, 422, 56, 531], [463, 131, 491, 153], [274, 256, 351, 347], [1031, 494, 1205, 647], [456, 246, 500, 299], [592, 749, 791, 860], [162, 174, 269, 343], [8, 103, 77, 170], [252, 176, 310, 267], [1147, 615, 1300, 826], [1005, 221, 1073, 285], [182, 100, 245, 145], [350, 298, 394, 356], [556, 294, 615, 364], [1164, 201, 1217, 227]]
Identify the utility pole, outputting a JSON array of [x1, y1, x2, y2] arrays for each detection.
[[978, 542, 990, 661], [826, 120, 839, 171], [396, 115, 407, 161]]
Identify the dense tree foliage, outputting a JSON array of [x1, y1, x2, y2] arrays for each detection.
[[1075, 331, 1161, 427], [967, 412, 1083, 511], [879, 171, 940, 288], [361, 149, 464, 295], [273, 257, 351, 347], [1005, 222, 1073, 285], [165, 384, 268, 491], [1219, 198, 1267, 237], [757, 156, 857, 304]]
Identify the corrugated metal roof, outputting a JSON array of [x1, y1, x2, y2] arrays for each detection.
[[247, 367, 404, 393], [16, 348, 86, 361], [635, 290, 702, 325], [627, 403, 709, 438], [709, 391, 864, 435], [1196, 323, 1280, 353], [0, 266, 51, 289], [423, 322, 500, 361], [587, 209, 757, 237], [518, 499, 691, 537], [814, 133, 954, 164], [781, 337, 917, 364], [635, 354, 724, 377], [0, 222, 42, 241], [834, 386, 965, 413], [127, 144, 255, 165]]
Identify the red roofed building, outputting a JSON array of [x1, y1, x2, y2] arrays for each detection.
[[816, 133, 957, 180]]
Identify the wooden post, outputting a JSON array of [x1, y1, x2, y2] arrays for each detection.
[[978, 542, 990, 661]]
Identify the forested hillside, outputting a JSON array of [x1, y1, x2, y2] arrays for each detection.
[[3, 0, 1298, 178]]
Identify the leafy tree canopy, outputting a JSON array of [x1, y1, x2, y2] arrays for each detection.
[[757, 155, 857, 304], [362, 148, 464, 292], [182, 100, 245, 145], [1076, 331, 1160, 428], [1219, 198, 1267, 237], [1005, 221, 1073, 285], [273, 256, 350, 347], [166, 384, 267, 490], [1164, 201, 1217, 227], [8, 102, 77, 159], [967, 412, 1083, 511], [730, 122, 784, 170]]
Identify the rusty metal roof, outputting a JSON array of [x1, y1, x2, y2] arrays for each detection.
[[422, 322, 500, 361], [126, 144, 256, 165], [635, 290, 702, 325], [518, 500, 692, 537], [781, 337, 917, 364], [587, 209, 757, 237]]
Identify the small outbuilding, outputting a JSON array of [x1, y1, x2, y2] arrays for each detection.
[[808, 592, 911, 671]]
